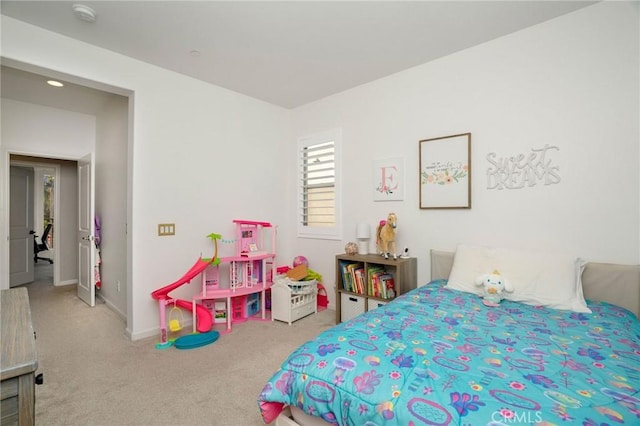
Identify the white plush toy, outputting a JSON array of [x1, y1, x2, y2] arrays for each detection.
[[475, 270, 513, 307]]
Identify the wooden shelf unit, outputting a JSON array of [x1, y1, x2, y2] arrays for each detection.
[[335, 253, 417, 323]]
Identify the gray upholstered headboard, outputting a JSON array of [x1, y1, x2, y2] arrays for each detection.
[[430, 249, 640, 319]]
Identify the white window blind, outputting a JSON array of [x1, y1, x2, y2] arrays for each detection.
[[297, 129, 341, 239]]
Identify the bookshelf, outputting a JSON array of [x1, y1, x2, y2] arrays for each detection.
[[335, 253, 417, 323]]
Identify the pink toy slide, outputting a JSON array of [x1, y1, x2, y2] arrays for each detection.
[[151, 258, 213, 333]]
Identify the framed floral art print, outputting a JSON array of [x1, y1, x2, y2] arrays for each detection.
[[419, 133, 471, 209]]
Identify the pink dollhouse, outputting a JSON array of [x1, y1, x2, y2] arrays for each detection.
[[191, 220, 276, 333]]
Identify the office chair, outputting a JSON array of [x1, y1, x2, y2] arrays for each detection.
[[34, 223, 54, 264]]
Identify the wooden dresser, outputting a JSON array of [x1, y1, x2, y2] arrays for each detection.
[[1, 288, 38, 426]]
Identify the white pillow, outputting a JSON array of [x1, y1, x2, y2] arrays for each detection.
[[446, 244, 590, 313]]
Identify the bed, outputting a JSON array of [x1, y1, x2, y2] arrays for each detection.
[[258, 248, 640, 425]]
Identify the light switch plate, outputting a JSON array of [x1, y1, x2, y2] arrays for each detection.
[[158, 223, 175, 236]]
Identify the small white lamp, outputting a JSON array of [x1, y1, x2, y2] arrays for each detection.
[[356, 223, 371, 255]]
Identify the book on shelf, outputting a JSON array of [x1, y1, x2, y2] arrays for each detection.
[[366, 269, 395, 299], [340, 261, 365, 294], [367, 266, 386, 297], [339, 261, 352, 292], [348, 263, 364, 294], [354, 267, 365, 295], [380, 275, 395, 299]]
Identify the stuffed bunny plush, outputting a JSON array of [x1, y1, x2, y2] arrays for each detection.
[[475, 270, 513, 307]]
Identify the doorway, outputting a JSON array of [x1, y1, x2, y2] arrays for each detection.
[[10, 155, 76, 288], [1, 60, 132, 334]]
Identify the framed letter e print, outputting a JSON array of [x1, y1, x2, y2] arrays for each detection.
[[419, 133, 471, 209], [373, 157, 404, 201]]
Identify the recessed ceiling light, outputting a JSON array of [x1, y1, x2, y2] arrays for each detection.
[[47, 80, 64, 87], [72, 4, 97, 22]]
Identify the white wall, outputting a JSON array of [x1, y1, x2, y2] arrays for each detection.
[[1, 16, 292, 339], [57, 162, 78, 284], [1, 98, 96, 155], [95, 95, 129, 317], [289, 1, 640, 308]]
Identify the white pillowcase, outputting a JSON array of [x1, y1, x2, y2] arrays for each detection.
[[445, 244, 590, 313]]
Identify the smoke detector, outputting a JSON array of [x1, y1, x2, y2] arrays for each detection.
[[72, 4, 97, 22]]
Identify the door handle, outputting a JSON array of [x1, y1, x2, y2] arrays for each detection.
[[81, 235, 94, 241]]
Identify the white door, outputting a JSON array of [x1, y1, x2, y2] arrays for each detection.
[[9, 166, 35, 286], [77, 153, 96, 306]]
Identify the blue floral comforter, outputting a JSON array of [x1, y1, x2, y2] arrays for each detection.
[[258, 280, 640, 425]]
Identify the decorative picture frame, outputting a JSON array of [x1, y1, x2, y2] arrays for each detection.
[[419, 133, 471, 209], [373, 157, 404, 201]]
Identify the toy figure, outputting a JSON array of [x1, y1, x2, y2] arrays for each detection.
[[475, 270, 513, 307], [376, 212, 398, 260]]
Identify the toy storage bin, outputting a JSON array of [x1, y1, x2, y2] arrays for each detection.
[[367, 299, 388, 312], [271, 276, 317, 325], [340, 293, 365, 322]]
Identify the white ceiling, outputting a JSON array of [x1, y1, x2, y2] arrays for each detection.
[[1, 1, 596, 110], [1, 63, 124, 115]]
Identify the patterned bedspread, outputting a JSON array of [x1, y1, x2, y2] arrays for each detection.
[[258, 280, 640, 425]]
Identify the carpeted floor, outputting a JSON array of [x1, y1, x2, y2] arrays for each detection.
[[21, 263, 335, 426]]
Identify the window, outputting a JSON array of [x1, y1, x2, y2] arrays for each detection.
[[297, 129, 342, 239]]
